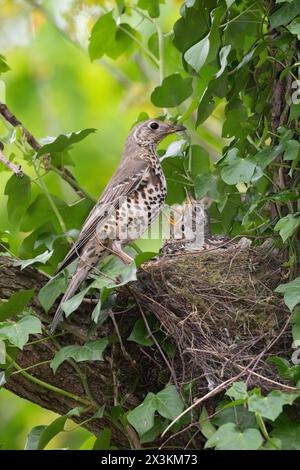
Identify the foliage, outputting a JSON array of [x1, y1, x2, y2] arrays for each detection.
[[0, 0, 300, 450]]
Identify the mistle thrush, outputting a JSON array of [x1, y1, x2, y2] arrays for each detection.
[[50, 119, 185, 332]]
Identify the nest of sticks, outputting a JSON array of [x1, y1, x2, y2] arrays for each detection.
[[131, 242, 293, 393]]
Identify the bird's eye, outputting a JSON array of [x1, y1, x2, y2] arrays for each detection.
[[149, 121, 159, 130]]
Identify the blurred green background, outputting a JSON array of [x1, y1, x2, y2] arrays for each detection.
[[0, 0, 222, 449]]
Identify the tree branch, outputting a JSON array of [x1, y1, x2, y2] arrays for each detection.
[[0, 101, 94, 201], [0, 143, 23, 178]]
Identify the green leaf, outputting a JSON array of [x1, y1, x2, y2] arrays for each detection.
[[25, 426, 47, 450], [128, 318, 154, 346], [271, 415, 300, 450], [37, 416, 68, 450], [184, 34, 210, 73], [0, 289, 34, 322], [88, 11, 117, 61], [155, 385, 185, 421], [220, 148, 256, 185], [50, 338, 109, 373], [187, 145, 211, 179], [137, 0, 160, 18], [216, 45, 231, 78], [199, 406, 217, 439], [127, 385, 184, 437], [205, 422, 263, 450], [270, 1, 300, 28], [0, 54, 10, 75], [38, 274, 67, 314], [194, 173, 221, 201], [107, 24, 137, 60], [226, 382, 248, 401], [13, 250, 54, 270], [288, 18, 300, 39], [93, 428, 112, 450], [173, 7, 208, 53], [283, 140, 300, 160], [274, 214, 300, 242], [4, 174, 31, 226], [248, 390, 300, 421], [37, 129, 96, 157], [127, 393, 157, 437], [0, 315, 42, 349], [0, 340, 6, 364], [275, 277, 300, 311], [151, 73, 193, 108]]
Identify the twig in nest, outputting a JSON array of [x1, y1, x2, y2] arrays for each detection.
[[109, 309, 135, 365], [0, 145, 23, 178], [161, 351, 269, 438], [127, 285, 180, 392]]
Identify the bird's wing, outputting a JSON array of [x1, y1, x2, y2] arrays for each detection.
[[55, 159, 149, 274]]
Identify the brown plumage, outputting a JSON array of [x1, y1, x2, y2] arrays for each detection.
[[50, 119, 185, 332]]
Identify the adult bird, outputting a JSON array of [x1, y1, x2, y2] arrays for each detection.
[[50, 119, 185, 332]]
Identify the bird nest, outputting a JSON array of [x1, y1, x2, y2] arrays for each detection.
[[133, 243, 292, 393]]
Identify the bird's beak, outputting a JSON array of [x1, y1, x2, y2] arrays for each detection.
[[168, 123, 186, 133]]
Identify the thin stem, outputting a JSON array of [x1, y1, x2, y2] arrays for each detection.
[[11, 359, 51, 375], [155, 20, 165, 84], [32, 159, 68, 234], [6, 353, 93, 407]]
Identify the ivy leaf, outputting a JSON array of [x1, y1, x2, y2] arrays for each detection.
[[127, 393, 157, 437], [226, 382, 248, 401], [271, 415, 300, 450], [0, 315, 42, 349], [275, 277, 300, 311], [88, 11, 117, 61], [205, 422, 263, 450], [173, 7, 208, 53], [93, 428, 112, 450], [155, 385, 184, 421], [184, 34, 210, 73], [0, 289, 34, 322], [38, 409, 80, 450], [37, 129, 96, 157], [270, 1, 300, 28], [288, 18, 300, 39], [283, 140, 300, 160], [194, 173, 221, 201], [25, 426, 47, 450], [216, 45, 231, 78], [0, 54, 10, 75], [186, 145, 211, 179], [199, 406, 217, 439], [274, 214, 300, 242], [50, 339, 109, 373], [13, 250, 54, 270], [127, 385, 184, 437], [151, 73, 193, 107], [38, 275, 67, 314], [248, 390, 300, 421], [4, 174, 31, 226], [137, 0, 160, 18], [0, 340, 6, 364], [220, 148, 256, 185], [107, 24, 137, 60], [184, 5, 224, 72], [128, 318, 154, 346]]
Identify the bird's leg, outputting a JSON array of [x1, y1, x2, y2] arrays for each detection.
[[111, 240, 134, 265]]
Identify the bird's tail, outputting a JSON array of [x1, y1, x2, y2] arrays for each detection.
[[50, 267, 88, 333]]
